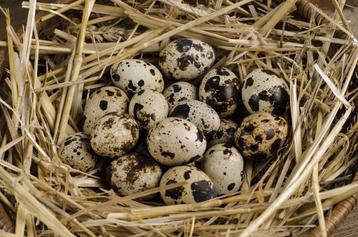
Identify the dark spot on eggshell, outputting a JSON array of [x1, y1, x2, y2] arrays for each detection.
[[250, 144, 258, 151], [165, 179, 184, 200], [138, 80, 144, 87], [191, 180, 216, 202], [64, 138, 74, 146], [170, 103, 190, 118], [184, 170, 191, 180], [127, 81, 137, 96], [133, 103, 144, 119], [112, 74, 120, 82], [102, 118, 114, 129], [99, 100, 108, 110], [167, 93, 175, 103], [245, 77, 254, 88], [227, 183, 235, 191], [175, 39, 193, 52], [177, 55, 195, 71], [248, 94, 260, 111], [216, 68, 230, 76], [266, 129, 275, 140], [270, 138, 282, 153], [106, 90, 115, 96], [243, 124, 255, 133], [172, 84, 181, 93], [207, 51, 214, 59], [255, 135, 262, 142], [192, 43, 204, 52], [137, 90, 144, 96], [161, 151, 175, 159], [223, 148, 232, 156]]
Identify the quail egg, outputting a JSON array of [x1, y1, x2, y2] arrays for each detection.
[[106, 153, 162, 197], [199, 67, 240, 117], [209, 119, 238, 147], [163, 82, 197, 110], [159, 39, 215, 81], [201, 144, 244, 195], [110, 59, 164, 97], [83, 86, 129, 135], [160, 165, 216, 205], [91, 112, 140, 158], [58, 133, 97, 172], [241, 69, 289, 115], [169, 100, 220, 137], [129, 90, 169, 129], [147, 117, 206, 166], [234, 112, 288, 160]]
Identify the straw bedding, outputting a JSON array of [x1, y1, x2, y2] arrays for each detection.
[[0, 0, 357, 236]]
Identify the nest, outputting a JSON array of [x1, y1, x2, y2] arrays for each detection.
[[0, 0, 357, 236]]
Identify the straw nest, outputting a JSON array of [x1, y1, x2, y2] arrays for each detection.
[[0, 0, 357, 236]]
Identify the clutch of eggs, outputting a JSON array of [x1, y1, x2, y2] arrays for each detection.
[[58, 38, 290, 205]]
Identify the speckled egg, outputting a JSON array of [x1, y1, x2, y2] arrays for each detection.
[[129, 90, 169, 129], [201, 144, 244, 195], [241, 69, 289, 115], [169, 100, 220, 137], [58, 133, 97, 172], [209, 119, 238, 147], [106, 153, 162, 197], [234, 112, 288, 160], [163, 82, 197, 110], [91, 112, 140, 158], [83, 86, 129, 135], [159, 39, 215, 81], [110, 59, 164, 97], [160, 165, 216, 205], [199, 67, 240, 117], [147, 117, 206, 166]]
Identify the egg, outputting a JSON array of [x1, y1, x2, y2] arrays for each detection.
[[83, 86, 129, 135], [163, 82, 197, 110], [234, 112, 288, 160], [160, 165, 216, 205], [106, 153, 162, 197], [169, 100, 220, 137], [58, 133, 97, 172], [110, 59, 164, 97], [128, 90, 169, 129], [241, 69, 289, 115], [209, 119, 238, 147], [147, 117, 206, 166], [159, 39, 215, 81], [91, 112, 140, 158], [201, 144, 244, 195], [199, 67, 240, 117]]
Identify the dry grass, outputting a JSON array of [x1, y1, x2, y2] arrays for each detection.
[[0, 0, 357, 236]]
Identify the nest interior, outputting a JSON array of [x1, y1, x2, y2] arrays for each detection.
[[0, 0, 357, 236]]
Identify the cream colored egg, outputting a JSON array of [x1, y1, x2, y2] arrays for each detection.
[[241, 69, 289, 115], [147, 117, 206, 166], [160, 165, 216, 205], [107, 153, 162, 197], [201, 144, 244, 195], [129, 90, 169, 129], [83, 86, 129, 135], [58, 133, 97, 172], [163, 82, 197, 110], [91, 112, 140, 158], [159, 39, 215, 81], [234, 112, 288, 160], [111, 59, 164, 97]]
